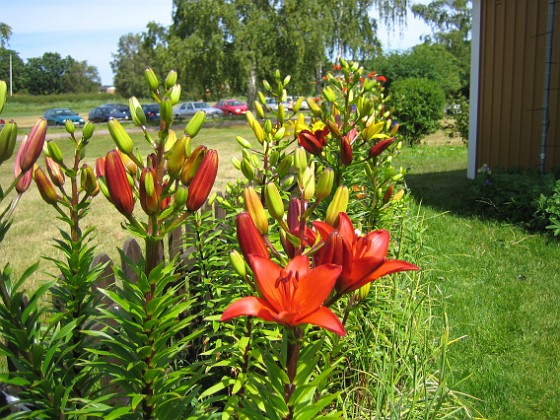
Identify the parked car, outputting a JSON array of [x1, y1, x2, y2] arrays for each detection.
[[88, 104, 130, 123], [213, 99, 248, 116], [174, 102, 223, 119], [141, 103, 160, 121], [43, 108, 85, 126]]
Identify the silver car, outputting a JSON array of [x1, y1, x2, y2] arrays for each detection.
[[173, 102, 223, 119]]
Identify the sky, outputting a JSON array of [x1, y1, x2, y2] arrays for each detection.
[[2, 0, 432, 86]]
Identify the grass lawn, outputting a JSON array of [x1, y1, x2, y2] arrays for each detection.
[[395, 139, 560, 419], [1, 118, 558, 418]]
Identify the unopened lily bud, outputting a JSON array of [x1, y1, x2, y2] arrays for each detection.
[[244, 186, 268, 236], [105, 149, 135, 216], [0, 121, 18, 164], [82, 121, 94, 140], [325, 119, 342, 138], [241, 159, 255, 181], [254, 101, 265, 119], [383, 185, 395, 203], [45, 141, 64, 165], [325, 185, 349, 226], [185, 110, 206, 138], [262, 79, 271, 91], [283, 75, 291, 86], [174, 186, 188, 208], [357, 282, 371, 302], [264, 119, 272, 134], [165, 70, 178, 90], [164, 129, 178, 153], [230, 250, 247, 277], [119, 151, 137, 176], [129, 96, 146, 126], [34, 166, 60, 205], [264, 182, 284, 221], [65, 119, 75, 135], [237, 211, 269, 261], [19, 118, 47, 173], [249, 118, 265, 144], [144, 67, 159, 91], [166, 136, 188, 179], [80, 164, 99, 196], [393, 190, 404, 202], [0, 80, 6, 114], [369, 138, 395, 159], [45, 156, 65, 187], [316, 168, 334, 201], [294, 146, 307, 172], [278, 155, 293, 178], [236, 136, 252, 149], [160, 97, 173, 127], [278, 103, 285, 125], [186, 149, 218, 212], [140, 168, 160, 215], [301, 167, 315, 201], [168, 84, 181, 105], [273, 126, 286, 142], [231, 157, 241, 170], [108, 119, 134, 155], [257, 91, 266, 104], [95, 156, 106, 178], [341, 137, 353, 165], [322, 86, 337, 103], [292, 97, 303, 113], [306, 97, 322, 117], [180, 145, 207, 186], [391, 123, 400, 136]]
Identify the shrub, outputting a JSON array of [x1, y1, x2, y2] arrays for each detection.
[[389, 78, 446, 145]]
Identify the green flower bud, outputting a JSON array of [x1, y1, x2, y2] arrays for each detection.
[[262, 79, 271, 91], [254, 101, 265, 119], [301, 167, 315, 201], [264, 119, 272, 134], [45, 141, 64, 165], [174, 186, 188, 208], [160, 97, 173, 127], [231, 157, 242, 170], [244, 186, 268, 236], [273, 126, 286, 142], [0, 121, 18, 164], [322, 86, 337, 103], [108, 119, 134, 155], [278, 155, 292, 178], [230, 250, 247, 278], [294, 146, 307, 172], [241, 159, 255, 181], [185, 110, 206, 138], [0, 80, 7, 114], [165, 70, 178, 90], [292, 96, 304, 112], [265, 182, 284, 221], [80, 164, 99, 196], [166, 136, 188, 179], [236, 136, 252, 149], [283, 75, 291, 86], [34, 166, 60, 206], [82, 121, 94, 141], [316, 168, 334, 201], [168, 84, 181, 105], [257, 91, 266, 104], [278, 103, 285, 125], [306, 98, 322, 117], [129, 96, 146, 126], [65, 118, 75, 134], [144, 67, 159, 91], [325, 185, 349, 226]]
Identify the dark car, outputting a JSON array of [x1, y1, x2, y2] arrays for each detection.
[[43, 108, 85, 126], [88, 104, 130, 123], [142, 103, 160, 121], [213, 99, 248, 116]]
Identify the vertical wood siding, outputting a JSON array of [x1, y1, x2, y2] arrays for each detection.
[[476, 0, 560, 172]]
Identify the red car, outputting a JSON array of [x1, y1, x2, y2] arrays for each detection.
[[213, 99, 248, 116]]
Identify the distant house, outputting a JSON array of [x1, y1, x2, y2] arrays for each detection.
[[468, 0, 560, 178], [99, 85, 116, 94]]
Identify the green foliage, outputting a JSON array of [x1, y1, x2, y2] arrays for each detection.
[[446, 94, 469, 143], [0, 49, 25, 93], [469, 166, 558, 232], [389, 77, 446, 145], [371, 43, 462, 98]]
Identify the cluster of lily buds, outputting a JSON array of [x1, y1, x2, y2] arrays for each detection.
[[14, 118, 48, 194]]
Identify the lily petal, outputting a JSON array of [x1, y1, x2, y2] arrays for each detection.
[[295, 263, 341, 317], [297, 306, 346, 336], [341, 259, 419, 294], [221, 296, 277, 323], [248, 255, 284, 313]]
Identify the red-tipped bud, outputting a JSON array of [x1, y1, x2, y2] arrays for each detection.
[[166, 136, 188, 180], [119, 151, 138, 176], [297, 128, 328, 155], [140, 168, 160, 215], [369, 138, 395, 159], [237, 211, 269, 261], [14, 136, 32, 193], [34, 166, 60, 205], [314, 231, 352, 278], [383, 184, 395, 204], [180, 145, 207, 186], [45, 156, 65, 188], [95, 157, 106, 178], [243, 186, 268, 235], [341, 137, 353, 165], [105, 150, 135, 216], [19, 118, 47, 173], [186, 149, 218, 212]]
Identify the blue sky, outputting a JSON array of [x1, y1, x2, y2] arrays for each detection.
[[2, 0, 431, 86]]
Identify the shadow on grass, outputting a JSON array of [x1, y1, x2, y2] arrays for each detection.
[[404, 169, 475, 217]]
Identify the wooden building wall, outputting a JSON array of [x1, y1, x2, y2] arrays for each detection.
[[476, 0, 560, 172]]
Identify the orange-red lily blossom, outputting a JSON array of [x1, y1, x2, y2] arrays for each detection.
[[313, 212, 418, 295], [221, 255, 346, 336], [104, 149, 135, 217]]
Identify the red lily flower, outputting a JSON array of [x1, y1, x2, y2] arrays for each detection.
[[313, 212, 418, 295], [369, 138, 394, 159], [298, 127, 329, 155], [105, 149, 135, 217], [221, 255, 346, 336]]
